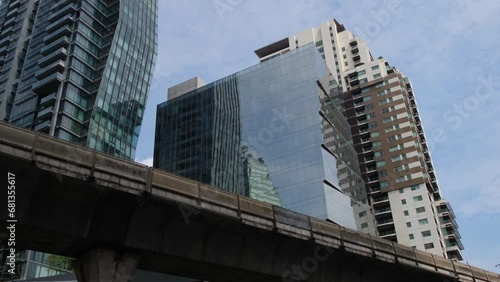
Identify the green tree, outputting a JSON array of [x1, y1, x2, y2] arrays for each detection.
[[44, 255, 74, 271]]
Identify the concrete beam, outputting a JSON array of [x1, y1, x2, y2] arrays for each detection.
[[73, 249, 139, 282]]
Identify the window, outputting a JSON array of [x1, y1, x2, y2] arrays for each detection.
[[413, 195, 423, 202], [424, 243, 435, 250], [383, 117, 392, 123], [385, 124, 400, 133], [365, 104, 374, 110], [368, 122, 377, 129], [416, 207, 426, 213], [374, 151, 383, 157], [399, 189, 405, 194], [376, 161, 386, 167], [358, 70, 366, 76], [409, 234, 414, 240], [406, 222, 412, 228], [421, 230, 431, 237], [411, 185, 420, 191], [380, 181, 390, 188], [372, 65, 380, 70], [367, 113, 376, 120], [374, 73, 381, 79], [404, 210, 409, 216], [372, 141, 382, 147], [371, 132, 380, 138], [401, 199, 407, 205], [343, 54, 347, 59], [378, 170, 388, 177], [396, 175, 412, 183], [388, 134, 402, 142], [359, 211, 367, 218], [419, 218, 429, 225], [395, 164, 410, 172], [342, 47, 346, 51], [391, 154, 407, 162], [361, 223, 368, 228]]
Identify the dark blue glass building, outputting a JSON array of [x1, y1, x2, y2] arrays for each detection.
[[2, 0, 158, 160], [154, 45, 375, 233]]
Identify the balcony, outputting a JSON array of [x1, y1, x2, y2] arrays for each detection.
[[9, 0, 21, 9], [38, 47, 67, 67], [0, 37, 11, 48], [355, 111, 366, 118], [376, 218, 394, 226], [36, 106, 54, 121], [34, 120, 51, 132], [35, 60, 66, 80], [0, 45, 7, 57], [365, 166, 377, 173], [32, 73, 64, 94], [365, 156, 375, 163], [350, 79, 360, 86], [3, 17, 16, 29], [1, 26, 14, 37], [360, 137, 371, 144], [40, 36, 70, 56], [353, 54, 361, 61], [46, 15, 74, 33], [363, 146, 373, 154], [445, 239, 464, 251], [349, 40, 357, 46], [351, 47, 359, 54], [43, 25, 73, 45], [48, 4, 78, 22], [379, 229, 396, 238], [374, 207, 391, 215], [372, 196, 389, 204], [6, 8, 19, 20], [357, 118, 368, 126], [40, 93, 56, 106], [354, 102, 364, 108]]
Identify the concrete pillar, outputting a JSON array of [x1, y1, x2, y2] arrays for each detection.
[[73, 249, 139, 282]]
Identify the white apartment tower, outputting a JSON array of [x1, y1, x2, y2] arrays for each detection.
[[255, 19, 463, 260]]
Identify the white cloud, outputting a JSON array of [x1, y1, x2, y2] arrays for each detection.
[[137, 157, 154, 167]]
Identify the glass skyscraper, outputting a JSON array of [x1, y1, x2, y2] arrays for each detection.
[[1, 0, 158, 160], [0, 0, 158, 279], [154, 45, 376, 233]]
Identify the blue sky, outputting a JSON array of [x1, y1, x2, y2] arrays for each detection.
[[135, 0, 500, 272]]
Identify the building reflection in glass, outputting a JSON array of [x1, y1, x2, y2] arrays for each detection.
[[155, 44, 375, 233]]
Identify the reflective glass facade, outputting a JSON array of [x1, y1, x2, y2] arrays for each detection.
[[0, 0, 39, 122], [6, 0, 158, 160], [155, 45, 375, 233]]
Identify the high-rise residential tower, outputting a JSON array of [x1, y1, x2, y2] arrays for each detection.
[[0, 0, 39, 121], [255, 19, 463, 260], [0, 0, 158, 279], [1, 0, 158, 161], [155, 45, 376, 234]]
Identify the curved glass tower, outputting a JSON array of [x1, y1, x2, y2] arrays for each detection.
[[7, 0, 158, 160]]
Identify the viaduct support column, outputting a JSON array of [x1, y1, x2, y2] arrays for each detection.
[[73, 249, 139, 282]]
